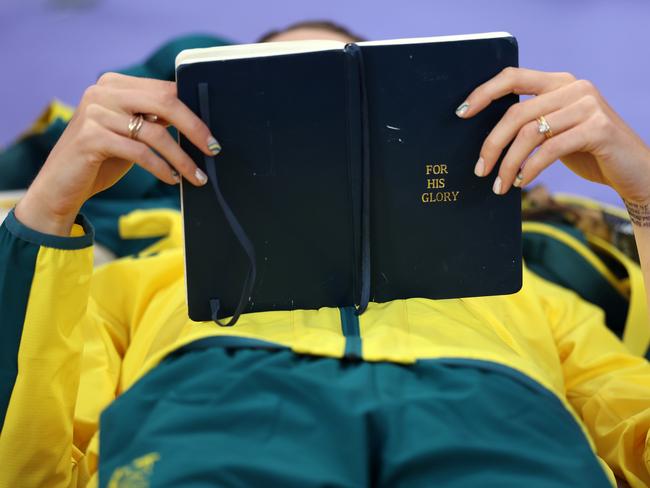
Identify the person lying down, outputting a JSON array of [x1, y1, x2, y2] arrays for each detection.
[[1, 20, 650, 488]]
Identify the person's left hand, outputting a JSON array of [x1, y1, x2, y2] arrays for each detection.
[[456, 67, 650, 206]]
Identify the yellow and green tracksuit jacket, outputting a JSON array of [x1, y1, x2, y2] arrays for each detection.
[[1, 207, 650, 487]]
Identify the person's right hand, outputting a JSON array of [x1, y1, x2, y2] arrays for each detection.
[[14, 72, 220, 236]]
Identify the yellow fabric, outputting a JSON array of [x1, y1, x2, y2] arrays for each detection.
[[2, 208, 650, 487], [118, 209, 184, 257], [554, 193, 631, 220], [539, 192, 649, 355], [522, 219, 649, 356], [0, 243, 94, 486], [586, 234, 650, 356], [20, 100, 75, 140]]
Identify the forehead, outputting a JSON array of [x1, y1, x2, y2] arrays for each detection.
[[265, 27, 355, 43]]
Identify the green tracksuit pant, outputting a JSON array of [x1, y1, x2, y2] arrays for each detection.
[[99, 340, 610, 487]]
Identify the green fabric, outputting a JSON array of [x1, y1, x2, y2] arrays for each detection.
[[0, 34, 232, 257], [523, 223, 628, 337], [4, 209, 93, 250], [0, 119, 68, 190], [99, 346, 610, 487], [340, 306, 362, 358], [114, 34, 232, 79], [0, 214, 40, 430], [80, 190, 178, 257]]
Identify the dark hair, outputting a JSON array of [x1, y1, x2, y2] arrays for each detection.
[[257, 20, 365, 43]]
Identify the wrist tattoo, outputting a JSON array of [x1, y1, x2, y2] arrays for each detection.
[[624, 199, 650, 227]]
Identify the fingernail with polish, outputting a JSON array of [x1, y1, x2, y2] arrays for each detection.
[[474, 157, 485, 177], [492, 176, 502, 195], [513, 172, 524, 188], [455, 101, 470, 117], [195, 168, 208, 185], [171, 170, 181, 184], [207, 136, 221, 155]]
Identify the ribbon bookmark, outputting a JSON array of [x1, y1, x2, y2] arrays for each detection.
[[197, 82, 257, 327]]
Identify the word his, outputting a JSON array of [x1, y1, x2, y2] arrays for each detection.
[[425, 164, 448, 188]]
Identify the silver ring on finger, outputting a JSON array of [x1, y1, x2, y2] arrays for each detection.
[[128, 114, 145, 140]]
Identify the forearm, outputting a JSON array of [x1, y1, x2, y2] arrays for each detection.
[[15, 185, 80, 237]]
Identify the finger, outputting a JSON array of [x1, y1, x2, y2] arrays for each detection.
[[98, 78, 175, 126], [456, 67, 576, 119], [97, 83, 171, 126], [125, 89, 221, 158], [477, 82, 600, 177], [507, 123, 590, 189], [494, 96, 600, 194], [97, 72, 177, 94], [133, 117, 208, 186], [84, 84, 220, 157], [88, 104, 207, 186], [93, 125, 181, 186], [144, 113, 171, 127]]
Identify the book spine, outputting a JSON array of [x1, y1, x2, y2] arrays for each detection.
[[343, 44, 371, 314]]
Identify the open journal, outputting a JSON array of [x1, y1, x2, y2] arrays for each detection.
[[176, 32, 522, 324]]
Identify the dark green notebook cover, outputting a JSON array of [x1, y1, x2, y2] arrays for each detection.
[[176, 33, 521, 323]]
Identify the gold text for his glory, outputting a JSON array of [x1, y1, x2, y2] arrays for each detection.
[[421, 164, 460, 203]]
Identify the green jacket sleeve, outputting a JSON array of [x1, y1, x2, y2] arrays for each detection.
[[0, 209, 94, 486]]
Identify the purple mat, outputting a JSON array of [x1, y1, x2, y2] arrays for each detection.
[[2, 0, 648, 207]]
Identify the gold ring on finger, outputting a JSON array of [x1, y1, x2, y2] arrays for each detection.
[[128, 114, 145, 140], [536, 115, 553, 139]]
